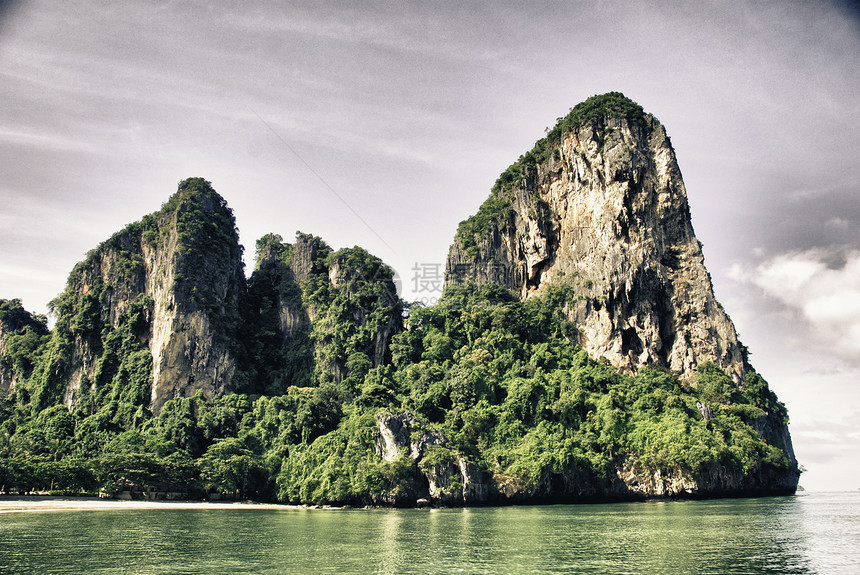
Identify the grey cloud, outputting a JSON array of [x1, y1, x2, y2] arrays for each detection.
[[729, 247, 860, 364]]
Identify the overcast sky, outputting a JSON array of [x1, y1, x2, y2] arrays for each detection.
[[1, 0, 858, 491]]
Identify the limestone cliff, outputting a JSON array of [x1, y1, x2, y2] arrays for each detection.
[[0, 99, 798, 505], [446, 93, 745, 383], [52, 178, 245, 413], [243, 232, 402, 394], [10, 181, 402, 415]]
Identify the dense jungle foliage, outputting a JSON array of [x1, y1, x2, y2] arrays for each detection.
[[0, 279, 793, 502], [0, 173, 796, 503]]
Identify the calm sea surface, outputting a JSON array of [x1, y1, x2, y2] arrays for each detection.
[[1, 492, 858, 574]]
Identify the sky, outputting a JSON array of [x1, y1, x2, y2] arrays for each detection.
[[1, 0, 858, 491]]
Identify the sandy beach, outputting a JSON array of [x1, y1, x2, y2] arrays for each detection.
[[0, 495, 308, 514]]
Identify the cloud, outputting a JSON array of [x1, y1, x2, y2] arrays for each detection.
[[0, 127, 110, 154], [790, 412, 860, 470], [735, 248, 860, 363]]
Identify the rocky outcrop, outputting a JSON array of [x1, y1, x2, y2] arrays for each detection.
[[0, 355, 11, 396], [375, 410, 489, 505], [375, 410, 446, 461], [55, 178, 245, 413], [143, 186, 244, 410], [245, 233, 402, 393], [0, 307, 21, 395], [253, 233, 313, 344], [446, 93, 745, 384], [323, 247, 401, 368], [31, 190, 402, 412], [374, 409, 796, 506], [437, 94, 801, 502], [610, 446, 797, 499]]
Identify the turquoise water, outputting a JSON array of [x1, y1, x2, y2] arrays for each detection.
[[1, 493, 858, 574]]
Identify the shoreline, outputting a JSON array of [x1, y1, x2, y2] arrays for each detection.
[[0, 495, 327, 514], [0, 491, 830, 514]]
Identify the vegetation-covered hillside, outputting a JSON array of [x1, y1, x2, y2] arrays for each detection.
[[0, 105, 800, 501], [0, 281, 796, 502]]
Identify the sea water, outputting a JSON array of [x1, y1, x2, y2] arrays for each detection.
[[1, 492, 858, 574]]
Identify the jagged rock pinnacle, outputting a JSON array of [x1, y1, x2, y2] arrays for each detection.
[[446, 93, 746, 382]]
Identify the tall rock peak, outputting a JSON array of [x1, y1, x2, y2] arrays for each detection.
[[244, 231, 401, 394], [50, 178, 246, 414], [446, 93, 746, 382]]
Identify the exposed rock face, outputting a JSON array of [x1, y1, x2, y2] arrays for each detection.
[[376, 410, 446, 461], [446, 94, 745, 383], [611, 456, 792, 499], [375, 410, 488, 505], [0, 357, 11, 396], [323, 247, 401, 369], [246, 233, 402, 392], [253, 233, 313, 345], [56, 178, 245, 413], [34, 191, 402, 413], [143, 185, 244, 410], [0, 309, 20, 395]]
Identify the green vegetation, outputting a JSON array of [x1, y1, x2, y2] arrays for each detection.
[[0, 174, 796, 503], [386, 284, 791, 493], [0, 299, 50, 390], [0, 278, 794, 502], [238, 232, 402, 397]]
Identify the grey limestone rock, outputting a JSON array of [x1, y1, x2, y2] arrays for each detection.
[[446, 104, 746, 384], [59, 180, 245, 414], [375, 409, 489, 505]]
